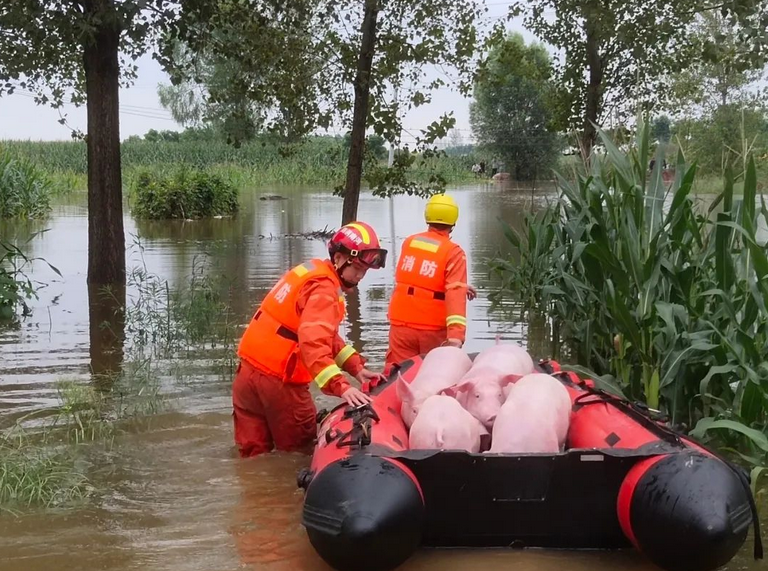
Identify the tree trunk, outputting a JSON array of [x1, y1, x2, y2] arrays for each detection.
[[582, 4, 603, 161], [83, 0, 126, 377], [341, 0, 379, 226], [89, 282, 125, 378], [83, 0, 125, 287]]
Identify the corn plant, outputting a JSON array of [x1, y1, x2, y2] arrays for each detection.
[[0, 147, 52, 218], [491, 117, 768, 467]]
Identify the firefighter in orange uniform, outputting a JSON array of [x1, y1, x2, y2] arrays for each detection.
[[384, 194, 476, 372], [233, 221, 387, 457]]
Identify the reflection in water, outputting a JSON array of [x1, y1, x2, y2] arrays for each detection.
[[0, 185, 764, 571], [344, 287, 364, 354], [88, 282, 125, 378]]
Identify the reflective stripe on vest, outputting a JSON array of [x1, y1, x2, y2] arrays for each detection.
[[388, 231, 455, 328], [237, 259, 346, 385]]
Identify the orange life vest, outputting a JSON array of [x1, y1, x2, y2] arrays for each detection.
[[237, 259, 346, 383], [388, 231, 454, 329]]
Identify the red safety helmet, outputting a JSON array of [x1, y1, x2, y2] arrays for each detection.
[[328, 221, 387, 269]]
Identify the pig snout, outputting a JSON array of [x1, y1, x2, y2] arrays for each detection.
[[440, 377, 505, 430]]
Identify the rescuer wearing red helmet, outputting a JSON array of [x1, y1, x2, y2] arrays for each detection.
[[232, 221, 388, 457]]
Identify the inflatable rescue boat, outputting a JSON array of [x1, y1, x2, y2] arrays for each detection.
[[297, 356, 763, 571]]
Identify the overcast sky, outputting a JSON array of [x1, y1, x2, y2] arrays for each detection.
[[0, 3, 541, 144]]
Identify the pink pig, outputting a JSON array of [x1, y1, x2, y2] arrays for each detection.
[[397, 346, 473, 427], [441, 375, 513, 430], [441, 342, 535, 429], [489, 373, 572, 454], [408, 395, 489, 453]]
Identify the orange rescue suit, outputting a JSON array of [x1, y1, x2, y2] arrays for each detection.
[[388, 228, 468, 334], [237, 258, 362, 393]]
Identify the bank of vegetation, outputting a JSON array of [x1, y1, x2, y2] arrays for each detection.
[[0, 134, 480, 196], [491, 120, 768, 483]]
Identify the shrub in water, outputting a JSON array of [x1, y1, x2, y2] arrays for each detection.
[[131, 169, 239, 219]]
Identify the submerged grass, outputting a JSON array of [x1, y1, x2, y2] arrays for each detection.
[[0, 439, 90, 510], [0, 247, 236, 511]]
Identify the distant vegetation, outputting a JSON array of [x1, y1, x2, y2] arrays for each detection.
[[1, 132, 482, 194]]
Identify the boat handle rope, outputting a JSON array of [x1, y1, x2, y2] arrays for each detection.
[[543, 362, 763, 561], [326, 403, 381, 449]]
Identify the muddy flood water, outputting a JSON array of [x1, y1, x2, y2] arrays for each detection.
[[0, 183, 765, 571]]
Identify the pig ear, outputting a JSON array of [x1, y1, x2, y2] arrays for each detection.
[[500, 373, 521, 388], [440, 380, 473, 399], [396, 372, 414, 402]]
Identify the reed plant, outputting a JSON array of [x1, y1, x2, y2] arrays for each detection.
[[0, 232, 61, 321], [1, 243, 236, 510], [490, 116, 768, 468]]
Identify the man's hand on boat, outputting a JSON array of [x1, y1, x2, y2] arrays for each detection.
[[342, 368, 383, 406], [342, 386, 373, 407]]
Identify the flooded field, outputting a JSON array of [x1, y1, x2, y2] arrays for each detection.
[[0, 183, 764, 571]]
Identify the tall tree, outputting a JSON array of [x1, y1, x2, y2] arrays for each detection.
[[513, 0, 768, 158], [667, 12, 765, 116], [157, 44, 264, 145], [469, 33, 560, 181], [166, 0, 484, 225], [0, 1, 175, 376], [0, 0, 173, 287]]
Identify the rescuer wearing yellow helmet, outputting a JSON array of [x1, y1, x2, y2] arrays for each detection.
[[384, 193, 476, 373]]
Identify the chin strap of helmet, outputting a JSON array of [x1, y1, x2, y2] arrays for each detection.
[[332, 255, 357, 288]]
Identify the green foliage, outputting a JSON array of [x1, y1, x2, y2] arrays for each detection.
[[0, 1, 172, 106], [668, 12, 766, 117], [122, 246, 236, 358], [490, 117, 768, 466], [166, 0, 486, 198], [130, 169, 239, 220], [673, 105, 768, 174], [157, 42, 263, 145], [514, 1, 768, 146], [0, 436, 89, 510], [470, 33, 561, 180], [0, 232, 61, 321], [343, 133, 388, 161], [0, 147, 52, 219]]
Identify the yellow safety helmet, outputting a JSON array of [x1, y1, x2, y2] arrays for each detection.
[[424, 194, 459, 226]]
